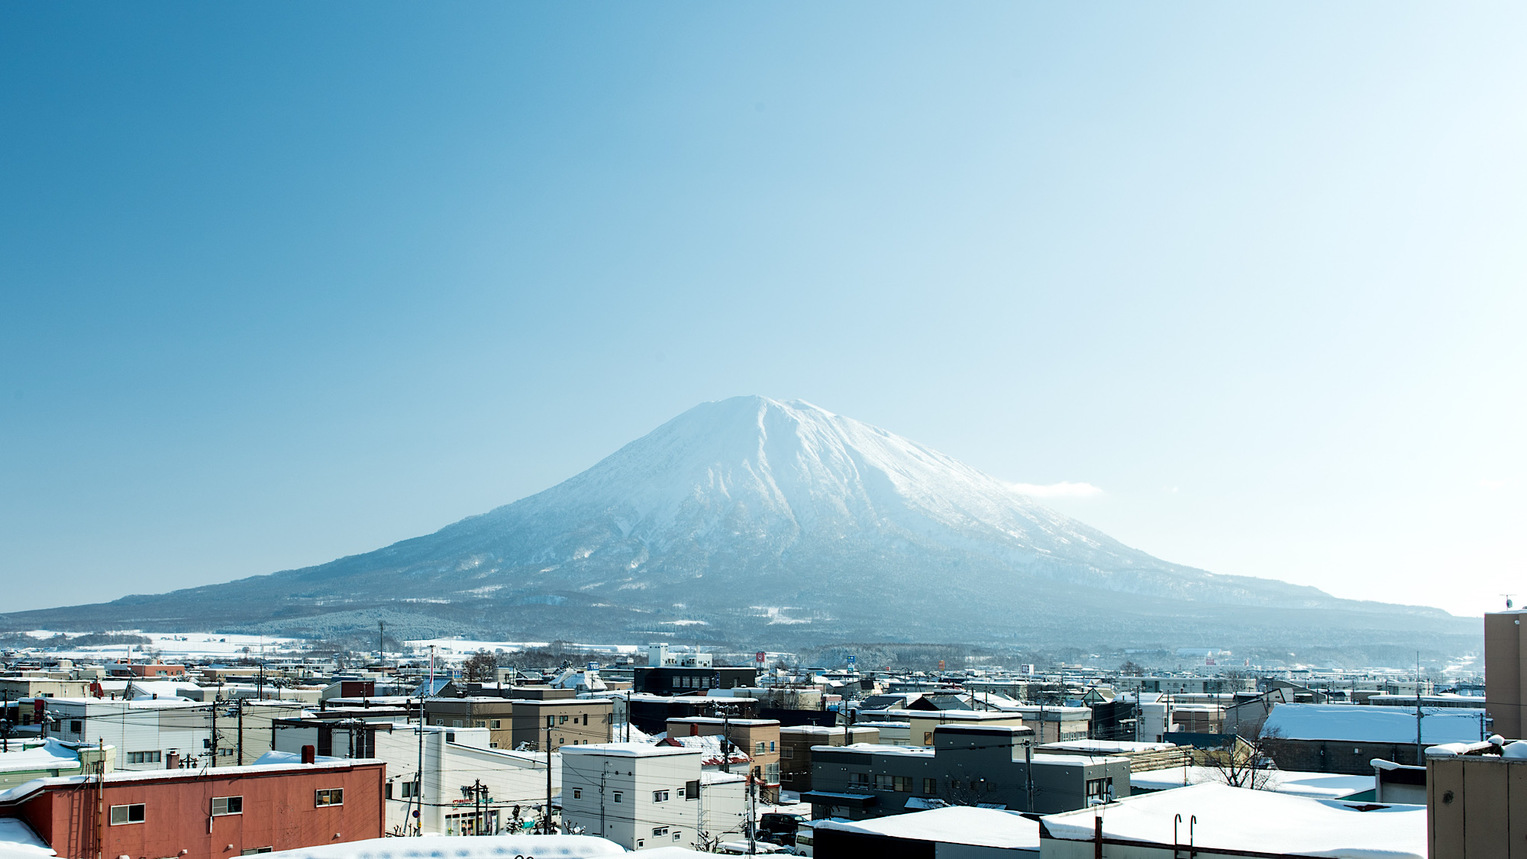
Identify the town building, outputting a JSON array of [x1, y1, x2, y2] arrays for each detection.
[[273, 722, 556, 836], [35, 698, 211, 771], [1485, 609, 1527, 739], [1260, 703, 1489, 774], [1425, 738, 1527, 858], [0, 759, 385, 858], [804, 724, 1130, 820], [779, 725, 880, 792], [559, 742, 749, 851], [666, 717, 780, 799]]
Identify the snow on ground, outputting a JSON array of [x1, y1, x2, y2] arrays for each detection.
[[13, 631, 304, 660], [404, 638, 641, 657], [261, 835, 625, 859]]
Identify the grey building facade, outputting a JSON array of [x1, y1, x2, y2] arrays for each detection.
[[803, 724, 1130, 820]]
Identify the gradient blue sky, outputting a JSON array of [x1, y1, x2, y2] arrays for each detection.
[[2, 4, 1522, 618]]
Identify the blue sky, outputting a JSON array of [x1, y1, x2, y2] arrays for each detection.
[[2, 4, 1522, 618]]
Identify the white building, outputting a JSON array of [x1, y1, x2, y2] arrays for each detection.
[[560, 742, 749, 851], [273, 722, 556, 836], [38, 698, 210, 771]]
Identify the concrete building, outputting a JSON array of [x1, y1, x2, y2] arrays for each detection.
[[511, 696, 614, 751], [560, 742, 749, 851], [424, 697, 516, 749], [36, 698, 210, 771], [1485, 609, 1527, 740], [274, 722, 556, 836], [804, 724, 1130, 820], [0, 759, 385, 859]]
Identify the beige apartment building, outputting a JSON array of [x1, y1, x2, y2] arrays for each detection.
[[1427, 744, 1527, 858], [779, 724, 880, 792], [1485, 610, 1526, 739], [668, 716, 782, 798]]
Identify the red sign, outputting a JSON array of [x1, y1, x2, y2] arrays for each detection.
[[33, 699, 44, 719], [755, 651, 766, 664]]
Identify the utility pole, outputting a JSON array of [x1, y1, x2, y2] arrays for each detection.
[[414, 698, 426, 836], [1415, 651, 1424, 764], [543, 719, 554, 834], [94, 736, 104, 859], [378, 621, 386, 664], [236, 699, 245, 766], [210, 695, 219, 767]]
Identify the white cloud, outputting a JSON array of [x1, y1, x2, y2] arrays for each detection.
[[1008, 481, 1104, 498]]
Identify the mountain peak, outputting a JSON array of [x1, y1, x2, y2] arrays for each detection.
[[0, 396, 1469, 650]]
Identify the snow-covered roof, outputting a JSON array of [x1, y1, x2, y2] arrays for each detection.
[[0, 759, 383, 805], [259, 834, 625, 859], [1041, 782, 1424, 858], [1262, 703, 1485, 744], [1041, 740, 1177, 754], [1130, 766, 1373, 799], [0, 740, 86, 775], [659, 735, 750, 766], [816, 806, 1039, 851], [559, 742, 699, 759], [0, 818, 53, 857]]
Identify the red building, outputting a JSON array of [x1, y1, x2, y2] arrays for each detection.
[[107, 662, 187, 678], [0, 760, 385, 858]]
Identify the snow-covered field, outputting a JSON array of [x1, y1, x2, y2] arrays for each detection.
[[10, 630, 305, 660]]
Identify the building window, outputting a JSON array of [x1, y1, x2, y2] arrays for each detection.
[[401, 781, 416, 799], [922, 778, 937, 795], [212, 796, 243, 816], [572, 789, 582, 800], [240, 849, 272, 855], [489, 720, 501, 729], [653, 827, 669, 836], [69, 720, 82, 734], [674, 832, 682, 841], [613, 792, 623, 803], [849, 772, 869, 786], [218, 748, 234, 757], [770, 741, 776, 751], [474, 720, 486, 728], [559, 715, 568, 724], [1086, 778, 1113, 803], [316, 788, 344, 807], [653, 790, 669, 802], [127, 751, 161, 764], [782, 747, 794, 759], [109, 804, 145, 825], [874, 774, 894, 790], [893, 776, 912, 792], [452, 720, 462, 728], [636, 840, 644, 848]]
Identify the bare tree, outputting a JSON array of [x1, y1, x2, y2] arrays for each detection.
[[463, 649, 499, 683], [1200, 730, 1282, 790]]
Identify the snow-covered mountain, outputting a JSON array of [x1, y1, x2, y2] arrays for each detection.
[[1, 396, 1467, 647]]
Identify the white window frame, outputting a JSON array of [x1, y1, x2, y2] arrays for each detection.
[[109, 804, 145, 825], [316, 788, 344, 807], [212, 796, 243, 816]]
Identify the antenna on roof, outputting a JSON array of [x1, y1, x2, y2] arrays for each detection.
[[1504, 594, 1516, 610]]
